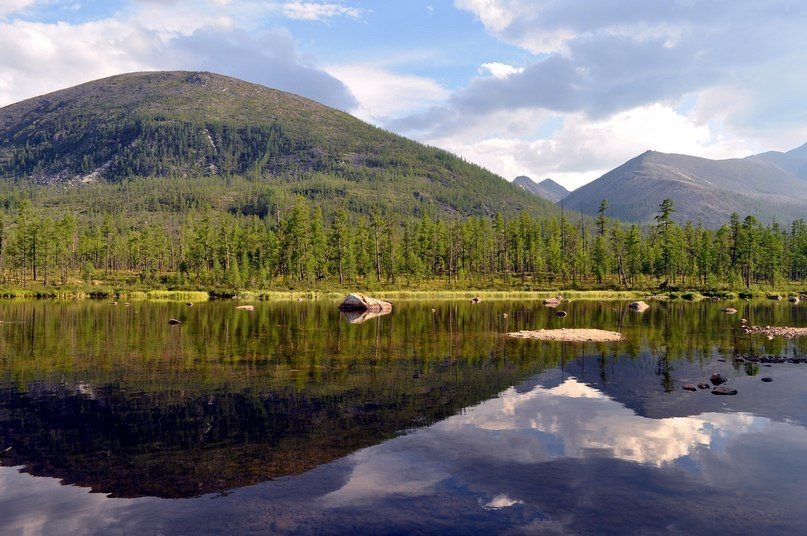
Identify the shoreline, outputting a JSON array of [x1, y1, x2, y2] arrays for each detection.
[[0, 287, 802, 302]]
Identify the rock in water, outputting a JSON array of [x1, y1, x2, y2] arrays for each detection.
[[628, 301, 650, 312], [168, 318, 182, 325], [697, 382, 711, 389], [555, 310, 567, 317], [236, 305, 254, 311], [682, 384, 697, 392], [722, 307, 737, 314], [761, 377, 773, 382], [712, 386, 738, 395], [710, 373, 728, 386], [338, 293, 393, 312]]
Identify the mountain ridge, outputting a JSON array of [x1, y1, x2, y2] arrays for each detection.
[[561, 148, 807, 227], [513, 176, 570, 203]]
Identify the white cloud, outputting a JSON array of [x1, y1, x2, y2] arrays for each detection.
[[282, 2, 362, 21], [0, 19, 152, 106], [478, 62, 523, 79], [326, 64, 449, 123]]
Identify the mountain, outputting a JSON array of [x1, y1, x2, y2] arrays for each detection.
[[513, 176, 570, 202], [0, 71, 555, 219], [561, 149, 807, 227], [746, 144, 807, 181]]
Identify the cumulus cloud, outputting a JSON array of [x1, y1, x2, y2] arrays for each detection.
[[324, 64, 449, 123]]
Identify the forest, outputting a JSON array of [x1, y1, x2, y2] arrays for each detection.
[[0, 188, 804, 293]]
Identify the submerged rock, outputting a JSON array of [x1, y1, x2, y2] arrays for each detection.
[[761, 377, 773, 382], [712, 386, 738, 395], [710, 373, 728, 386]]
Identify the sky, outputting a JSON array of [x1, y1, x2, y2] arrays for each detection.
[[1, 1, 806, 190]]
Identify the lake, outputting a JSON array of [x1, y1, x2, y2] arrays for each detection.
[[1, 298, 806, 535]]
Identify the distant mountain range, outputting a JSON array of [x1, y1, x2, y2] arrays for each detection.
[[559, 146, 807, 227], [513, 176, 570, 203]]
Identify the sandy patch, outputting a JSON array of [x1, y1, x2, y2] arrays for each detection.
[[507, 329, 625, 342]]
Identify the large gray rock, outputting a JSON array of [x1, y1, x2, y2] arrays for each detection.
[[338, 293, 393, 312], [628, 301, 650, 312]]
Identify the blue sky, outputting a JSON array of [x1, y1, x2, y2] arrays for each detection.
[[2, 1, 806, 189]]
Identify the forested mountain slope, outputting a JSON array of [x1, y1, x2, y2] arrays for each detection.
[[0, 71, 555, 219]]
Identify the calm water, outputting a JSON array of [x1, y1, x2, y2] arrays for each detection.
[[1, 298, 806, 535]]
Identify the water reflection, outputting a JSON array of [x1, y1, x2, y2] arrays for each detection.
[[0, 299, 805, 534], [2, 369, 806, 535]]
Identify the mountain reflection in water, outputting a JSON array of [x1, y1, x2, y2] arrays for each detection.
[[0, 299, 806, 534]]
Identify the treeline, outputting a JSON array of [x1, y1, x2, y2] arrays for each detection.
[[0, 196, 804, 291]]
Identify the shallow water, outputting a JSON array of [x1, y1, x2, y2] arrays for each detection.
[[1, 299, 805, 534]]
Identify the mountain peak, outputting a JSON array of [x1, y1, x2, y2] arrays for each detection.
[[514, 176, 570, 203]]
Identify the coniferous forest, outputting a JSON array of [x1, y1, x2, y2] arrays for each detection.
[[0, 184, 804, 293]]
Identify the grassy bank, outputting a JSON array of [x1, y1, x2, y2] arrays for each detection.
[[0, 284, 803, 303]]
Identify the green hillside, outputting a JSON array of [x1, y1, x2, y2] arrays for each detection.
[[0, 71, 555, 219]]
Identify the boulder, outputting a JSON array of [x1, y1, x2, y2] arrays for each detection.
[[628, 301, 650, 312], [712, 386, 738, 395], [710, 373, 728, 386], [338, 293, 393, 312]]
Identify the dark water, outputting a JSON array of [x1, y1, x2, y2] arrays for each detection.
[[1, 299, 806, 535]]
